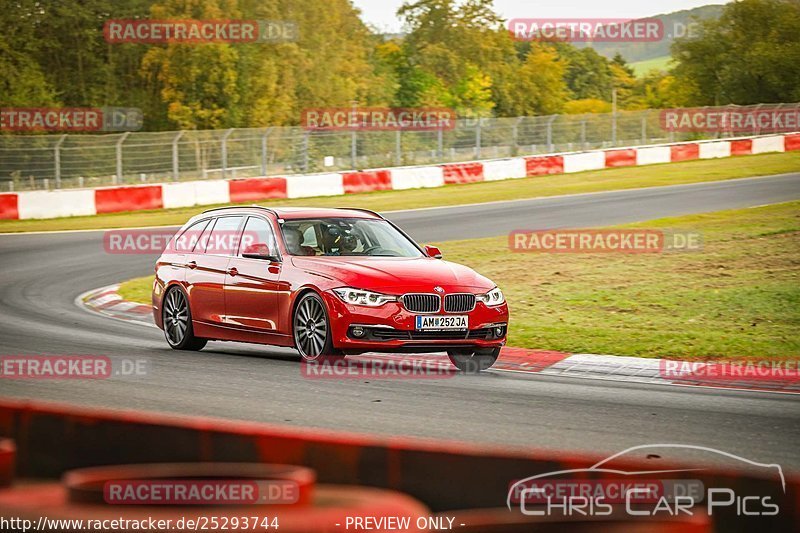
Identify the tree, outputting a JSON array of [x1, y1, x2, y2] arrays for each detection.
[[672, 0, 800, 104], [611, 53, 635, 78], [397, 0, 568, 116], [0, 36, 58, 107], [141, 0, 242, 130], [398, 0, 508, 109], [563, 98, 611, 114], [453, 65, 495, 116], [282, 0, 393, 112], [611, 62, 645, 110], [559, 46, 615, 101], [637, 72, 694, 109], [494, 44, 567, 116]]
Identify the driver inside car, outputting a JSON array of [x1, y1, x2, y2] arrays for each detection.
[[321, 223, 361, 255], [283, 227, 316, 256]]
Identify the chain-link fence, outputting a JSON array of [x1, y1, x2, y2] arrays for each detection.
[[0, 104, 796, 191]]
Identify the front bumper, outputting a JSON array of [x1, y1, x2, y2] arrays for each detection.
[[323, 291, 509, 354]]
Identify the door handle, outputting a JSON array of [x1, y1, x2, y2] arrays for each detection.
[[227, 267, 238, 277], [187, 261, 197, 270]]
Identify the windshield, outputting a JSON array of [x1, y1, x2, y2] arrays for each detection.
[[280, 218, 423, 258]]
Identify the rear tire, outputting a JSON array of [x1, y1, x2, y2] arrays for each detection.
[[162, 286, 207, 351], [293, 292, 342, 363], [447, 347, 500, 373]]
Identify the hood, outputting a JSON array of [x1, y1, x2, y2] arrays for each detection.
[[291, 256, 495, 293]]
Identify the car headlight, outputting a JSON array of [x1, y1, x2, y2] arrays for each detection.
[[333, 287, 397, 307], [477, 287, 505, 306]]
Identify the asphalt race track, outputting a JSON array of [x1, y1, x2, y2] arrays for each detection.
[[1, 173, 799, 470]]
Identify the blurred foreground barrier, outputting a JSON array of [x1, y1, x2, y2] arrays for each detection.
[[0, 438, 14, 487], [0, 451, 428, 531], [0, 398, 797, 531]]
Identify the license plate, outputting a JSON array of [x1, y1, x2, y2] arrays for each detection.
[[415, 315, 468, 330]]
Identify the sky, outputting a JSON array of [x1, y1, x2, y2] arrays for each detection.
[[351, 0, 732, 33]]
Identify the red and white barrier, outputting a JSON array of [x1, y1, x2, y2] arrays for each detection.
[[286, 173, 344, 199], [604, 149, 637, 167], [563, 151, 606, 173], [389, 166, 444, 190], [670, 143, 700, 161], [342, 170, 392, 194], [786, 133, 800, 151], [752, 135, 785, 154], [635, 145, 672, 165], [164, 180, 231, 208], [730, 139, 753, 156], [0, 194, 18, 219], [442, 162, 484, 184], [227, 177, 285, 204], [1, 133, 797, 220], [699, 141, 731, 159], [525, 155, 564, 176], [483, 159, 527, 181], [95, 185, 163, 214], [19, 189, 97, 219]]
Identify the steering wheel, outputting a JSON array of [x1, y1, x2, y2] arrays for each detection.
[[363, 246, 399, 256]]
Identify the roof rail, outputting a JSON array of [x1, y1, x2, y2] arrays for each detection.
[[341, 207, 384, 219], [201, 205, 278, 217]]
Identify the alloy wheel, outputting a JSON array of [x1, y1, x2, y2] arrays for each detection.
[[293, 295, 329, 360], [163, 288, 189, 346]]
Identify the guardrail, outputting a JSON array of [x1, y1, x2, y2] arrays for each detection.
[[1, 103, 796, 192], [1, 132, 797, 221]]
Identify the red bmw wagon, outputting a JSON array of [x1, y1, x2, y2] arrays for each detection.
[[153, 207, 509, 371]]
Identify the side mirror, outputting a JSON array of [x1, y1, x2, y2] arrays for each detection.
[[424, 245, 443, 259], [242, 243, 281, 262]]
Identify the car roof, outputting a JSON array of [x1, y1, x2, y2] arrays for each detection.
[[198, 206, 383, 221]]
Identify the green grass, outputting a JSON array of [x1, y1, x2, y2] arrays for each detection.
[[1, 151, 798, 233], [117, 201, 800, 360], [443, 201, 800, 360], [118, 276, 154, 305], [631, 55, 673, 76]]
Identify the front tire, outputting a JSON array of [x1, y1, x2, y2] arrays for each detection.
[[293, 292, 341, 362], [447, 347, 500, 373], [162, 286, 207, 351]]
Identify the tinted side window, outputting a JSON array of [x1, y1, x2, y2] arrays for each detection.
[[192, 219, 216, 253], [204, 216, 244, 256], [240, 217, 279, 257], [173, 219, 210, 253]]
